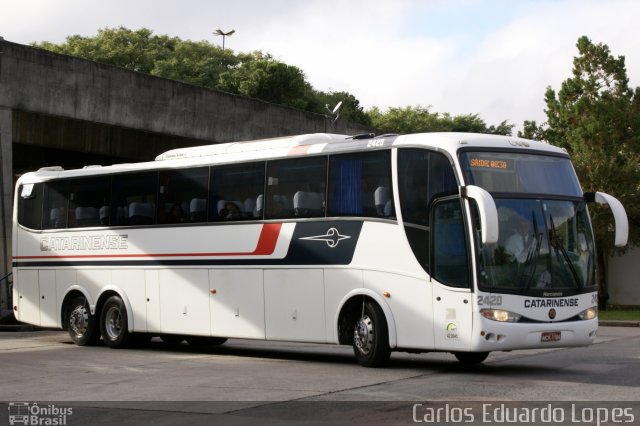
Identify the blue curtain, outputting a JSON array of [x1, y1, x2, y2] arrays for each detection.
[[330, 159, 362, 215]]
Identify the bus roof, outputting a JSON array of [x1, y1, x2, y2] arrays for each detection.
[[155, 132, 564, 160], [20, 132, 566, 181]]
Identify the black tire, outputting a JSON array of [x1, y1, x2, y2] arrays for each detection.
[[454, 351, 490, 364], [67, 296, 100, 346], [99, 295, 133, 348], [160, 334, 185, 344], [352, 300, 391, 367], [186, 336, 228, 346]]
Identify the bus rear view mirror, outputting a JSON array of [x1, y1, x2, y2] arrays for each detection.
[[461, 185, 499, 245], [584, 191, 628, 247]]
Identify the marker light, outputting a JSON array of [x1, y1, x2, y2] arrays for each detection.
[[578, 307, 598, 320], [481, 309, 521, 323]]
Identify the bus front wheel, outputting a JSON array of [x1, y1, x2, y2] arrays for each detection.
[[67, 297, 100, 346], [453, 351, 489, 364], [352, 300, 391, 367], [100, 295, 133, 348]]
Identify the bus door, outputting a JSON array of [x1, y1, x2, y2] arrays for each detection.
[[430, 197, 473, 351]]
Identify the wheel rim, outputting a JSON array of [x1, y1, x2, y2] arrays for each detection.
[[104, 305, 123, 341], [69, 305, 89, 337], [354, 315, 374, 355]]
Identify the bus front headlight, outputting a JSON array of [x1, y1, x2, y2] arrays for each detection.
[[578, 307, 598, 320], [480, 309, 521, 323]]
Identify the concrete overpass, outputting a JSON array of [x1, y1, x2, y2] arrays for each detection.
[[0, 38, 370, 317]]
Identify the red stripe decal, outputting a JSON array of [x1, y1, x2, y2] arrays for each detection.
[[13, 223, 283, 260]]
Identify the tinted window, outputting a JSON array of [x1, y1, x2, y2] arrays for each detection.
[[18, 183, 43, 230], [398, 149, 457, 226], [158, 167, 209, 224], [266, 157, 327, 219], [432, 198, 469, 288], [398, 149, 458, 273], [43, 180, 70, 229], [328, 150, 393, 218], [69, 177, 111, 227], [111, 172, 158, 226], [210, 162, 265, 221]]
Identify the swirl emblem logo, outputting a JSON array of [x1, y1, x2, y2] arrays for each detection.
[[300, 228, 351, 248]]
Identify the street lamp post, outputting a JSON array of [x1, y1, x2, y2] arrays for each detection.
[[213, 29, 235, 51]]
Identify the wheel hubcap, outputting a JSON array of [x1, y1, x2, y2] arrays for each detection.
[[354, 315, 374, 355], [69, 306, 88, 336], [104, 306, 123, 340]]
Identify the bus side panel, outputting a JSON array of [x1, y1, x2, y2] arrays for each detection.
[[159, 269, 210, 336], [75, 269, 107, 307], [209, 269, 265, 339], [38, 270, 58, 328], [363, 271, 435, 350], [145, 270, 161, 333], [324, 268, 364, 344], [264, 269, 325, 342], [113, 269, 147, 333], [15, 269, 40, 325]]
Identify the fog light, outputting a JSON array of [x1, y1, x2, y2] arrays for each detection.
[[481, 309, 521, 323]]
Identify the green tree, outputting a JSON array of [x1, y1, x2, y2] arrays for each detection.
[[37, 27, 178, 73], [368, 105, 513, 135], [520, 36, 640, 308], [218, 52, 312, 110]]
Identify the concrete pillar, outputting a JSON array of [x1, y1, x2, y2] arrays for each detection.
[[0, 107, 12, 313]]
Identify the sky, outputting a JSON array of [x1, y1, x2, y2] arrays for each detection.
[[2, 0, 639, 131]]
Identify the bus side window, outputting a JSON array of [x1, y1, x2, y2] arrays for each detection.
[[69, 177, 110, 228], [266, 157, 326, 220], [18, 183, 44, 230], [158, 167, 209, 224], [111, 172, 158, 226], [432, 198, 470, 288], [327, 150, 393, 218], [210, 162, 265, 222], [43, 180, 70, 229]]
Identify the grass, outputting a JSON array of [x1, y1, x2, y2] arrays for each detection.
[[599, 309, 640, 321]]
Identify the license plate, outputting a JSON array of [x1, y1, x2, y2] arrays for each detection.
[[541, 331, 561, 342]]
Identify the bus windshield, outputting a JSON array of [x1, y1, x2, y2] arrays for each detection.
[[474, 198, 596, 295]]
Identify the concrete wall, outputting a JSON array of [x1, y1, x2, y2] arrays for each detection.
[[608, 247, 640, 307], [0, 40, 369, 145]]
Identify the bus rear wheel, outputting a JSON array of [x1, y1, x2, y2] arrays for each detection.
[[453, 351, 489, 364], [352, 300, 391, 367], [67, 297, 99, 346], [100, 295, 133, 348]]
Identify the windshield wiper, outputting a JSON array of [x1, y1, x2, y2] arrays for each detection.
[[548, 214, 582, 289]]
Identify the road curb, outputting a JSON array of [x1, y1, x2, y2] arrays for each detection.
[[599, 320, 640, 327]]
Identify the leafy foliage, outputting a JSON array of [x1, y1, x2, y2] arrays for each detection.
[[519, 36, 640, 307], [368, 105, 513, 135]]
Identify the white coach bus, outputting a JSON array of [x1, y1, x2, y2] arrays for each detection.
[[12, 133, 628, 367]]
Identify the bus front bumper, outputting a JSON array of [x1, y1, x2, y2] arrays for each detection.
[[470, 317, 598, 352]]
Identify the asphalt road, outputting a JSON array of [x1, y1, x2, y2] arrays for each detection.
[[1, 326, 639, 425]]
